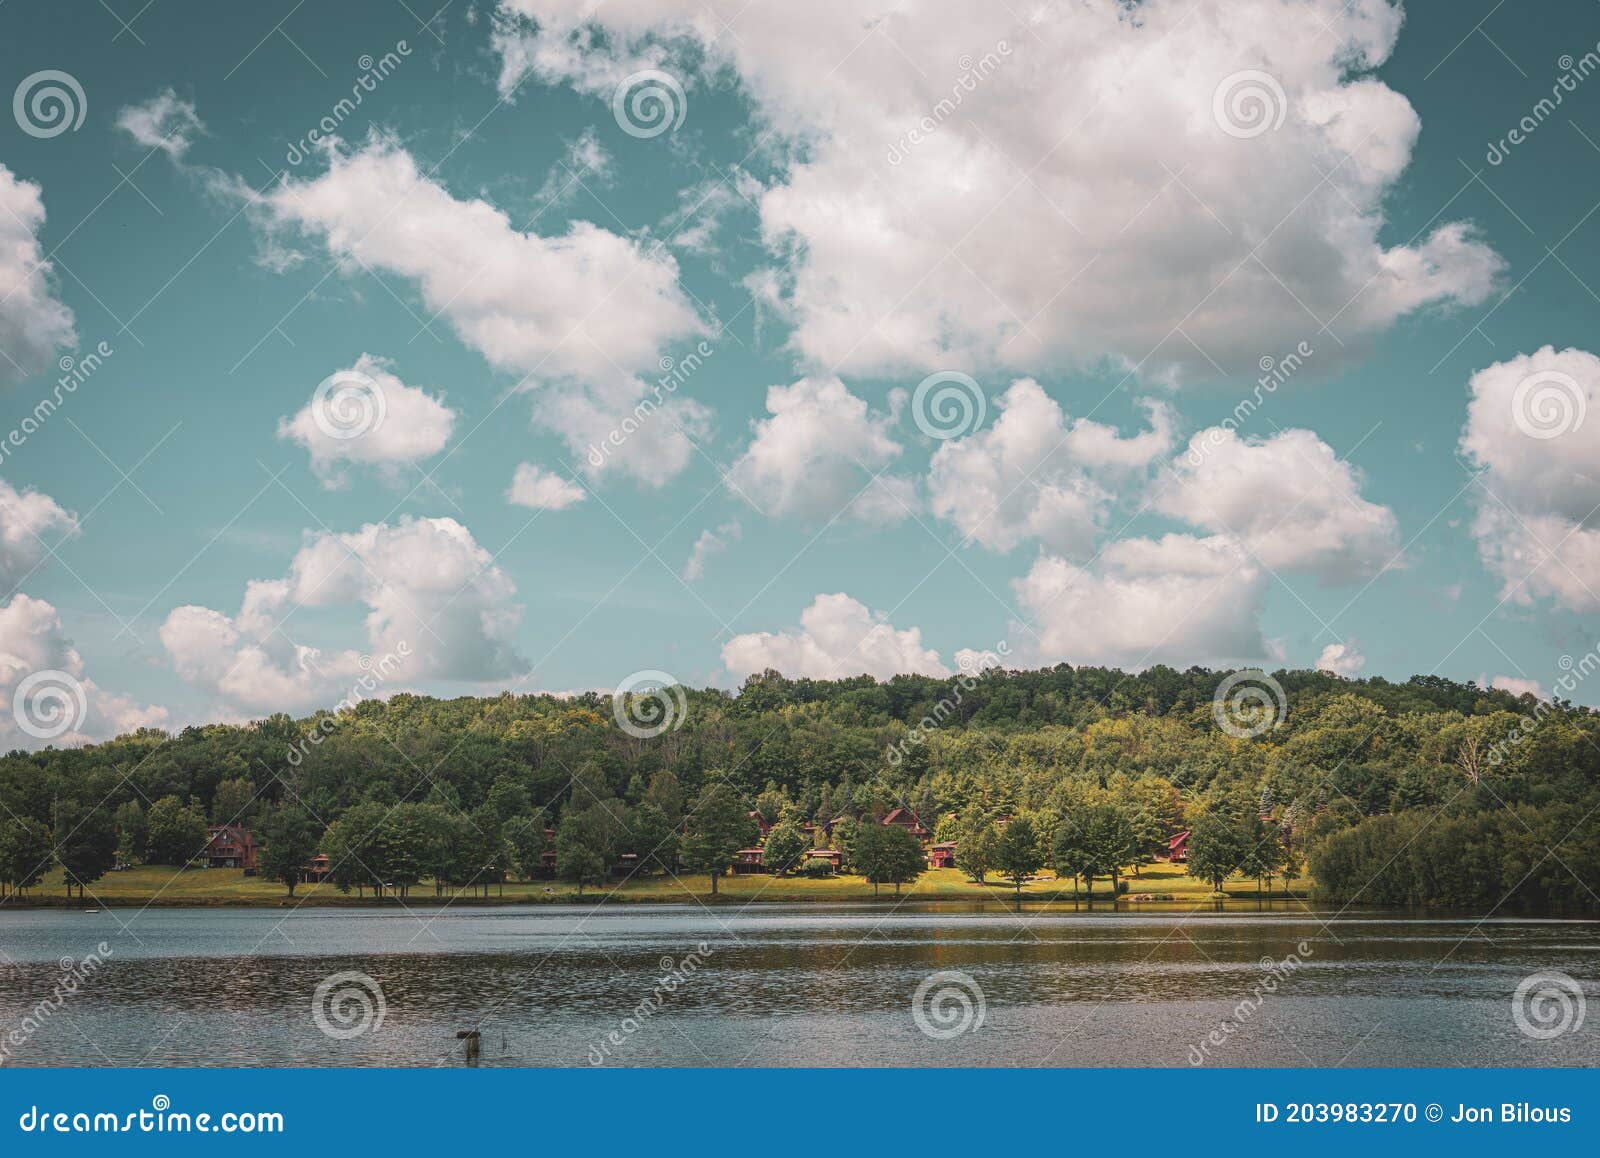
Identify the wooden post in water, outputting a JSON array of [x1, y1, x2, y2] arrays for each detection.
[[456, 1029, 481, 1066]]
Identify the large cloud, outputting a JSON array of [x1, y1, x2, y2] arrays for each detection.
[[0, 594, 167, 747], [1159, 427, 1400, 583], [927, 379, 1173, 554], [1460, 345, 1600, 610], [495, 0, 1499, 381], [722, 592, 950, 679], [277, 354, 456, 487], [0, 166, 77, 389], [0, 478, 79, 592], [251, 134, 709, 485], [161, 516, 525, 714], [728, 376, 906, 520], [1013, 534, 1270, 670]]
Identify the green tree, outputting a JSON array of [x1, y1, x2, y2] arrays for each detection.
[[959, 819, 998, 883], [145, 796, 209, 866], [113, 799, 146, 866], [211, 776, 258, 824], [0, 817, 52, 896], [993, 816, 1043, 896], [680, 782, 756, 895], [52, 800, 117, 898], [854, 822, 924, 895], [763, 820, 808, 876], [503, 815, 549, 881], [555, 805, 612, 895], [622, 802, 679, 875], [256, 804, 320, 897], [1187, 812, 1248, 894]]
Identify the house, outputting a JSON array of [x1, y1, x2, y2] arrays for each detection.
[[299, 853, 332, 883], [928, 841, 957, 869], [880, 807, 930, 841], [748, 810, 774, 839], [731, 848, 767, 875], [804, 849, 842, 873], [203, 823, 258, 870], [1168, 830, 1191, 862]]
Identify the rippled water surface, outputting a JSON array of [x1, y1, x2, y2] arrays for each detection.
[[1, 903, 1595, 1067]]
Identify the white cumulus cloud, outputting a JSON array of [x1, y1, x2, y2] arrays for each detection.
[[0, 166, 77, 389], [116, 89, 206, 160], [1317, 639, 1366, 677], [722, 592, 950, 680], [0, 478, 79, 591], [507, 462, 587, 510]]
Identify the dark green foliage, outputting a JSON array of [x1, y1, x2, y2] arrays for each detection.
[[256, 805, 320, 896], [52, 798, 117, 898], [994, 816, 1043, 895], [853, 822, 924, 894], [681, 782, 757, 895], [762, 821, 808, 876], [144, 796, 209, 866]]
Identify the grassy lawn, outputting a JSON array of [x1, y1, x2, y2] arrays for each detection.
[[3, 861, 1311, 908]]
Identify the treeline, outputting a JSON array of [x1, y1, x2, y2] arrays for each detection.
[[0, 663, 1595, 908]]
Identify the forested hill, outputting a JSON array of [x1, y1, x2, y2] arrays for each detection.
[[4, 664, 1598, 909]]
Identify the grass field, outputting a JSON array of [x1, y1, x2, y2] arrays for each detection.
[[2, 861, 1311, 909]]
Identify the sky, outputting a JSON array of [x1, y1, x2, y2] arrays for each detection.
[[3, 0, 1600, 745]]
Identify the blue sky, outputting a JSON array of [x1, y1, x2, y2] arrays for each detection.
[[3, 0, 1600, 742]]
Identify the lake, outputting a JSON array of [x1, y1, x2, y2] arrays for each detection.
[[0, 902, 1595, 1067]]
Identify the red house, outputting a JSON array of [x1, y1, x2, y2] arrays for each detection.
[[1167, 830, 1191, 863], [748, 811, 774, 839], [928, 841, 957, 869], [880, 807, 930, 842], [731, 848, 767, 875], [203, 823, 258, 870], [805, 849, 842, 873]]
